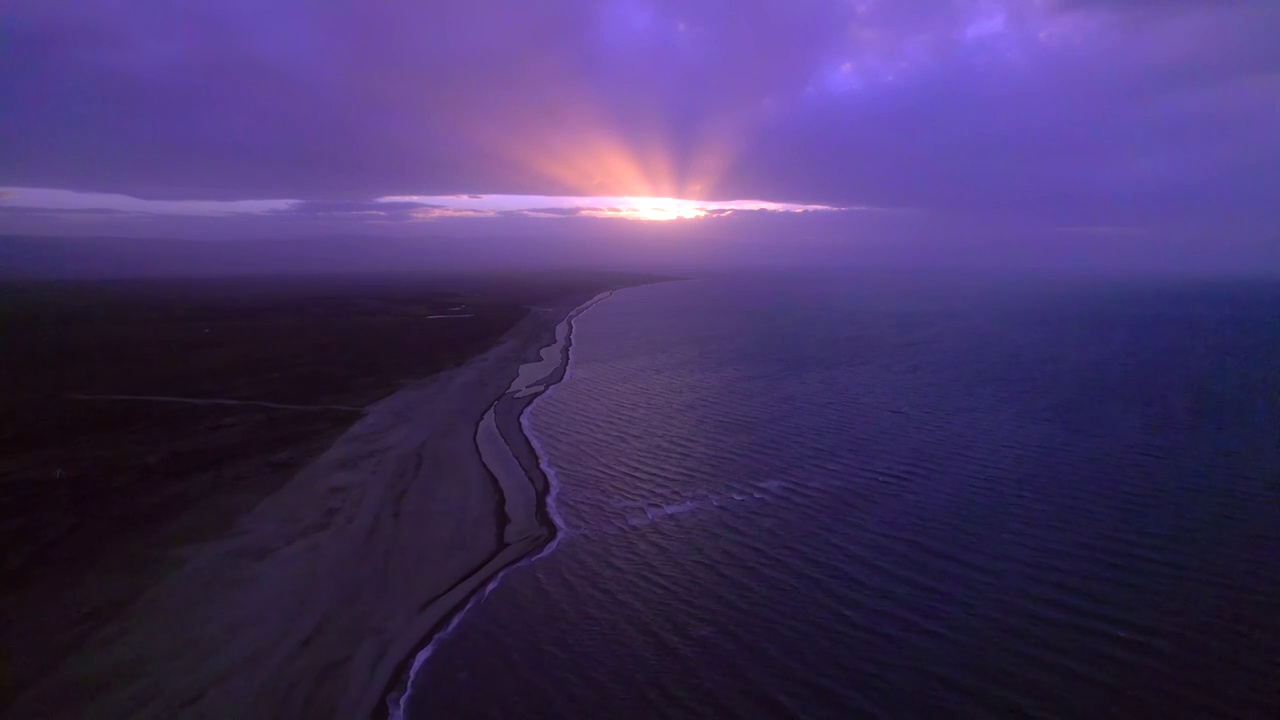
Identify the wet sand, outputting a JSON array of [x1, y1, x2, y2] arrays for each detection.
[[7, 291, 613, 719]]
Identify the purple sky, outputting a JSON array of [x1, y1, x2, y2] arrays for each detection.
[[2, 0, 1277, 270]]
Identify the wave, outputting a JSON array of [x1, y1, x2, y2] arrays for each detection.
[[387, 290, 615, 720]]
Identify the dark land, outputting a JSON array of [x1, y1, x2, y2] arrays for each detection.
[[0, 271, 660, 709]]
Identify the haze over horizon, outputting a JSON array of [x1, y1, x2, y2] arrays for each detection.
[[2, 0, 1278, 273]]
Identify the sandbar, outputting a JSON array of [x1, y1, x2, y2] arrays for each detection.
[[6, 291, 613, 719]]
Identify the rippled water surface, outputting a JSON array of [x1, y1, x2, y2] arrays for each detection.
[[407, 274, 1280, 719]]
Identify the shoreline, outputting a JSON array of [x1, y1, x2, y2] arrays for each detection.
[[382, 290, 615, 719], [7, 288, 625, 720]]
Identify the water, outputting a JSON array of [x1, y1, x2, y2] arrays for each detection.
[[405, 273, 1280, 719]]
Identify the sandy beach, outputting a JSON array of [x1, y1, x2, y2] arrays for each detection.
[[7, 290, 613, 719]]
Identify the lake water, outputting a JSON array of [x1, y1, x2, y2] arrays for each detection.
[[406, 273, 1280, 719]]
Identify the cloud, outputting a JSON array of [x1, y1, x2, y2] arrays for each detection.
[[374, 193, 844, 221], [512, 207, 587, 217], [0, 0, 1275, 243], [1050, 0, 1248, 13], [0, 206, 137, 217], [274, 199, 429, 221], [0, 187, 296, 215], [0, 187, 844, 226]]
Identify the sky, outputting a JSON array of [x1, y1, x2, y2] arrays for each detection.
[[1, 0, 1278, 271]]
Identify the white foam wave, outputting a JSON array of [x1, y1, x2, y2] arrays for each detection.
[[615, 485, 778, 529], [390, 290, 615, 719]]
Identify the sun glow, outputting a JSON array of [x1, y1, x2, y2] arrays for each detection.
[[390, 77, 850, 222], [427, 70, 848, 222], [586, 197, 710, 221]]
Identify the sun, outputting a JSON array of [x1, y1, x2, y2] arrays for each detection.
[[630, 201, 707, 221], [590, 196, 710, 221]]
